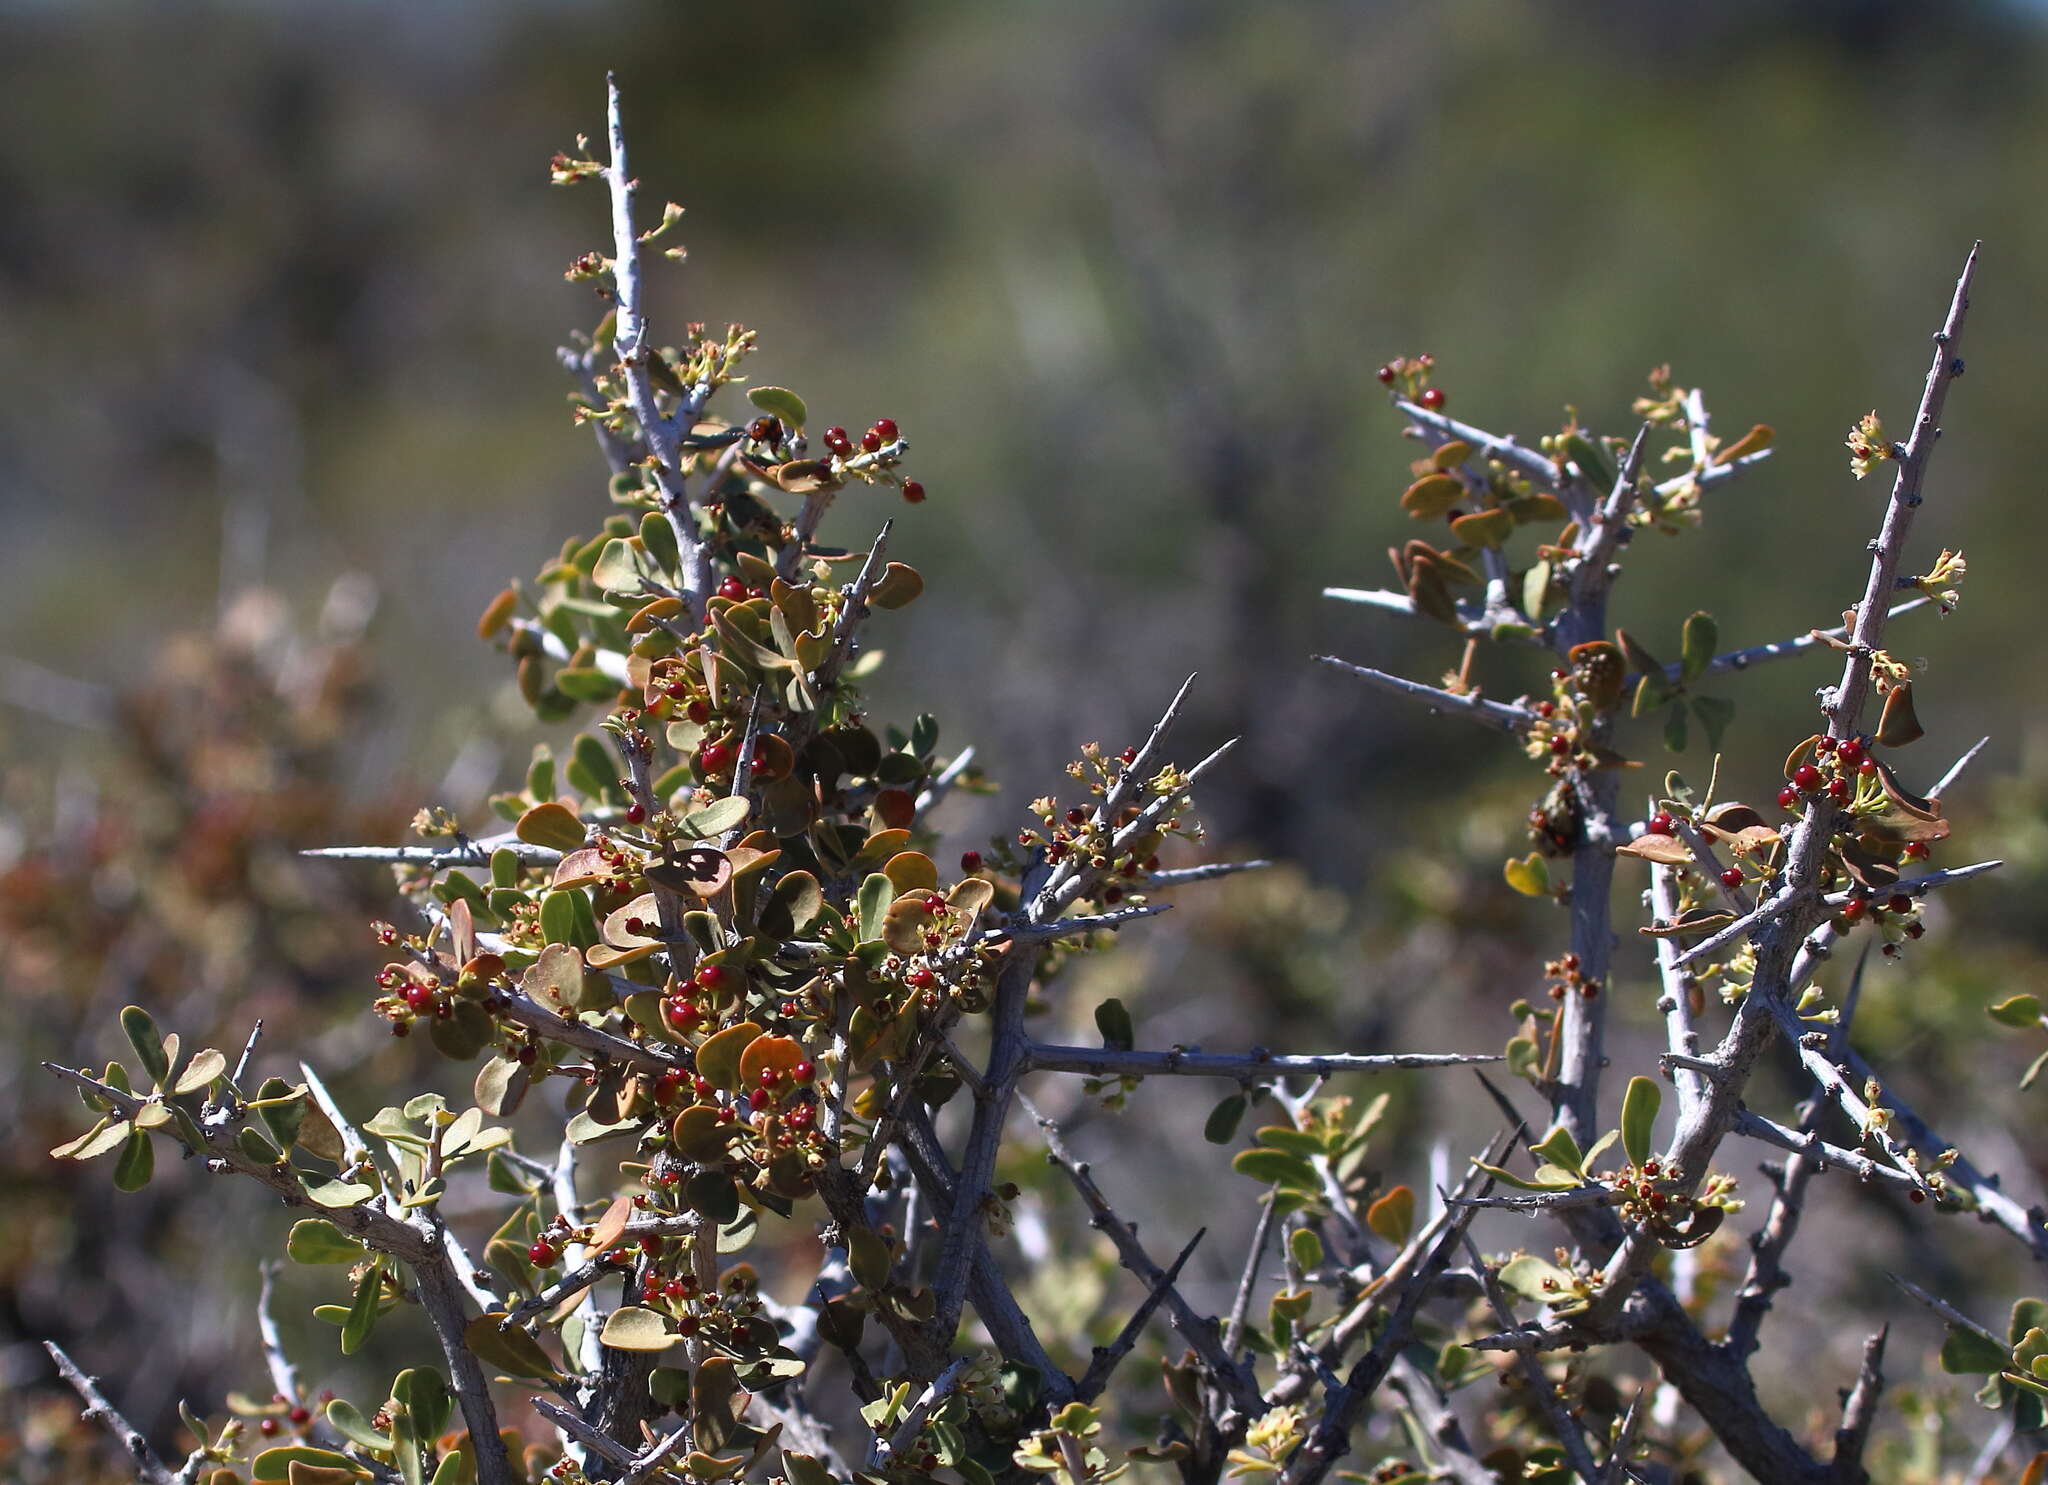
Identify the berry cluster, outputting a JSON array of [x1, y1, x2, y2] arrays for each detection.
[[1376, 352, 1445, 409]]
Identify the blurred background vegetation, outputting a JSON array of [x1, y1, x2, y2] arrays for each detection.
[[8, 0, 2048, 1479]]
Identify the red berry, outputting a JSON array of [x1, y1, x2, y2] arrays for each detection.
[[665, 1000, 703, 1031], [823, 427, 852, 456], [1548, 735, 1570, 755], [758, 1066, 781, 1088], [906, 966, 936, 989], [748, 1088, 771, 1112], [1909, 1187, 1926, 1203], [289, 1406, 311, 1426], [700, 742, 733, 774], [1793, 764, 1822, 792], [1719, 867, 1743, 889], [625, 802, 646, 824], [403, 982, 435, 1013], [1836, 737, 1864, 764], [260, 1419, 280, 1437], [1904, 841, 1930, 860], [686, 699, 711, 724], [663, 1278, 688, 1300], [872, 418, 899, 442], [697, 964, 729, 990], [1376, 363, 1397, 385], [1777, 786, 1798, 810], [1815, 735, 1837, 754], [1827, 778, 1850, 802], [792, 1060, 815, 1084], [1840, 896, 1866, 922], [1419, 387, 1446, 410], [901, 480, 926, 504], [625, 916, 646, 935], [960, 850, 982, 871], [923, 893, 948, 914], [717, 576, 747, 601], [654, 1069, 684, 1104], [692, 1075, 715, 1099], [528, 1240, 559, 1267], [860, 429, 882, 453], [1858, 758, 1877, 776], [1888, 894, 1913, 914], [1648, 812, 1675, 836]]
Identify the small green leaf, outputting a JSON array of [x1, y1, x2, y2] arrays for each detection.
[[638, 511, 680, 577], [2016, 1301, 2048, 1348], [1203, 1094, 1247, 1145], [1621, 1076, 1661, 1169], [325, 1399, 392, 1451], [1094, 998, 1135, 1052], [1529, 1125, 1585, 1179], [869, 562, 924, 610], [539, 890, 586, 947], [555, 667, 621, 703], [1288, 1227, 1324, 1271], [250, 1446, 368, 1482], [685, 1170, 740, 1225], [1663, 704, 1689, 753], [1563, 432, 1614, 492], [1681, 611, 1718, 683], [121, 1005, 169, 1087], [600, 1306, 679, 1352], [1471, 1160, 1578, 1193], [1521, 559, 1552, 621], [1503, 854, 1550, 897], [591, 537, 647, 593], [341, 1259, 383, 1356], [515, 802, 587, 852], [1366, 1185, 1415, 1247], [1498, 1255, 1577, 1303], [462, 1313, 560, 1381], [1941, 1326, 2014, 1374], [287, 1219, 368, 1265], [1990, 995, 2043, 1029], [680, 795, 751, 839], [1231, 1148, 1320, 1191], [747, 386, 808, 429], [857, 873, 894, 942], [172, 1048, 227, 1096], [113, 1128, 154, 1190], [394, 1367, 453, 1440], [1692, 695, 1736, 753], [303, 1178, 377, 1209]]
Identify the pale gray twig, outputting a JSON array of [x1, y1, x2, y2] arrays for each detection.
[[1019, 1045, 1497, 1078], [1313, 655, 1531, 734]]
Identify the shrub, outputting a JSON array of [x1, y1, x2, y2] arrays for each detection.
[[39, 78, 2032, 1485]]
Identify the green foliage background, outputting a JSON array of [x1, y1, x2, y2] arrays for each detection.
[[7, 2, 2048, 1479]]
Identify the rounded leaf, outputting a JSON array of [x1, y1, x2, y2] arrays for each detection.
[[1621, 1075, 1661, 1169], [1366, 1185, 1415, 1247], [287, 1219, 368, 1265], [696, 1021, 763, 1092], [516, 802, 587, 852], [747, 386, 808, 429]]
